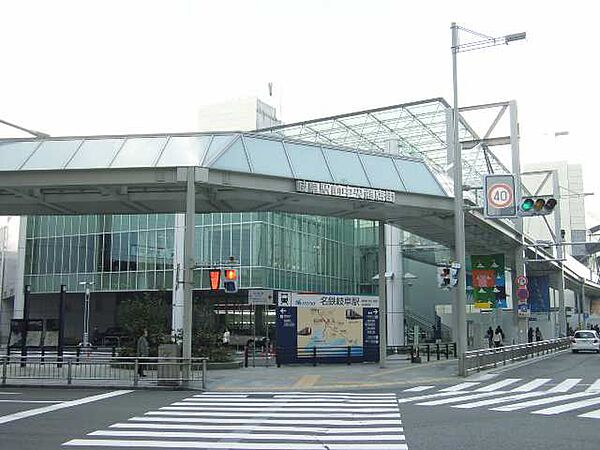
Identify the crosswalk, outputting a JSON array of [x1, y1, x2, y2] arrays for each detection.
[[399, 377, 600, 421], [62, 392, 408, 449]]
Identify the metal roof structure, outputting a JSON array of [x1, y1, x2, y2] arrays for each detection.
[[257, 97, 512, 190]]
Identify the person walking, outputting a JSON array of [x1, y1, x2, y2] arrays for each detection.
[[486, 327, 494, 348], [493, 327, 503, 348], [535, 327, 543, 342], [136, 329, 149, 377], [222, 328, 231, 347], [528, 327, 534, 343]]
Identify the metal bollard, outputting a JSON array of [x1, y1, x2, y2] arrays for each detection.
[[202, 359, 207, 390], [347, 346, 351, 365], [445, 343, 449, 359], [244, 346, 249, 368], [312, 347, 317, 367], [276, 347, 281, 368], [67, 360, 72, 385], [1, 356, 6, 385], [426, 344, 430, 362], [436, 344, 440, 360], [133, 359, 139, 387]]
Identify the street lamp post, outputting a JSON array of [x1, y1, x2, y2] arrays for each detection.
[[79, 281, 94, 347], [450, 23, 526, 374]]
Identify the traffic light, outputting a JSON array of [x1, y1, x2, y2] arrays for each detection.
[[518, 196, 557, 216], [208, 268, 221, 292], [223, 268, 238, 293], [437, 266, 451, 289]]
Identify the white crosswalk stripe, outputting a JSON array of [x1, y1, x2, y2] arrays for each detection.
[[62, 392, 408, 449], [398, 377, 600, 422]]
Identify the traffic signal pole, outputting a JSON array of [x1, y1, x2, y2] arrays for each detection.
[[182, 167, 196, 384], [553, 170, 566, 337]]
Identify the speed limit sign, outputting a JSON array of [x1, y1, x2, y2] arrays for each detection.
[[484, 174, 517, 219], [516, 275, 528, 287]]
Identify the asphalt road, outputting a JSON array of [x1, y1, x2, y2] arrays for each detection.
[[0, 351, 599, 450]]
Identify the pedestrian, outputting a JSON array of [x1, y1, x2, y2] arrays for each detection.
[[528, 327, 534, 343], [486, 327, 494, 348], [535, 327, 542, 342], [222, 328, 231, 347], [136, 329, 149, 377], [493, 327, 503, 348]]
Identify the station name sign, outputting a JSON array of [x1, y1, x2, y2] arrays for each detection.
[[279, 293, 380, 308], [296, 180, 395, 203]]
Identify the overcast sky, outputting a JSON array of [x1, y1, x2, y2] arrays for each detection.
[[1, 0, 599, 244]]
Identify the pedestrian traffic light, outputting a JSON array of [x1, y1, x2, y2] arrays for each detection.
[[208, 268, 221, 292], [518, 196, 558, 216], [437, 266, 451, 289], [223, 268, 238, 293]]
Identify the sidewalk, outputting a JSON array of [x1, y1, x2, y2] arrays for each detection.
[[206, 355, 459, 391]]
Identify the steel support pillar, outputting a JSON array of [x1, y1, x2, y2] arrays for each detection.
[[553, 170, 566, 337], [378, 221, 387, 368], [182, 168, 196, 383], [386, 224, 404, 347], [172, 213, 185, 337]]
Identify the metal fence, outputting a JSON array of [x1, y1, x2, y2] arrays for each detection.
[[460, 338, 571, 376], [1, 354, 208, 389]]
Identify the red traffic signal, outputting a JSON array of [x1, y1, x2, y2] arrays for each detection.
[[209, 269, 221, 291], [224, 269, 237, 280]]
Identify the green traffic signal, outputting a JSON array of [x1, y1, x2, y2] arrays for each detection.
[[521, 198, 534, 211], [518, 196, 557, 216]]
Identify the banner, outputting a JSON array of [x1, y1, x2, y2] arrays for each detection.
[[471, 254, 506, 308], [528, 275, 550, 312]]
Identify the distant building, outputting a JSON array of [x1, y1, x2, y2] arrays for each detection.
[[197, 97, 281, 132]]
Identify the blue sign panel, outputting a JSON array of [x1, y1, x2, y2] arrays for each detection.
[[528, 275, 550, 312]]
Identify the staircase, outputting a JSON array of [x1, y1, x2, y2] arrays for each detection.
[[405, 309, 452, 344]]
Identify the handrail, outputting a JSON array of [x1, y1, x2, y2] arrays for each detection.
[[460, 338, 571, 376]]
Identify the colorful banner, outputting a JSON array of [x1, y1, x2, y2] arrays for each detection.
[[471, 254, 506, 308], [528, 275, 550, 312]]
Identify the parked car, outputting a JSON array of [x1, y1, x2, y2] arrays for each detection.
[[571, 330, 600, 353], [101, 327, 132, 347]]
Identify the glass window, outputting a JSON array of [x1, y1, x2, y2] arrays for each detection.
[[243, 137, 292, 177], [67, 139, 124, 169], [323, 148, 369, 186], [22, 140, 83, 170], [111, 137, 168, 168], [285, 142, 332, 182], [156, 136, 212, 167], [202, 135, 235, 165], [394, 159, 444, 195], [211, 139, 251, 173], [360, 154, 406, 191], [0, 141, 40, 170]]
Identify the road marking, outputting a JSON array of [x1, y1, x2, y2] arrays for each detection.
[[165, 405, 398, 412], [532, 396, 600, 415], [586, 379, 600, 392], [416, 391, 508, 406], [491, 392, 595, 412], [439, 382, 480, 392], [396, 391, 464, 404], [474, 378, 521, 392], [292, 375, 321, 388], [181, 399, 397, 405], [0, 390, 133, 425], [89, 430, 406, 441], [0, 400, 63, 404], [64, 440, 409, 449], [272, 393, 397, 398], [130, 416, 403, 426], [0, 392, 21, 395], [578, 408, 600, 419], [146, 411, 401, 418], [112, 422, 405, 433], [403, 386, 435, 392], [511, 379, 551, 392], [547, 378, 581, 393], [451, 391, 547, 409]]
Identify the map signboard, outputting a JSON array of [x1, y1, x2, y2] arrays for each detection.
[[276, 294, 379, 364]]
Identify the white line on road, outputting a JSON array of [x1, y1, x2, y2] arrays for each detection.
[[451, 391, 548, 409], [162, 406, 398, 413], [439, 382, 480, 392], [89, 430, 406, 442], [511, 379, 552, 392], [0, 400, 63, 404], [403, 386, 435, 392], [63, 440, 409, 449], [131, 417, 402, 426], [586, 379, 600, 392], [179, 400, 397, 406], [145, 411, 401, 418], [416, 391, 509, 406], [110, 422, 405, 434], [578, 408, 600, 419], [396, 391, 465, 404], [532, 396, 600, 415], [547, 379, 582, 393], [474, 379, 521, 392], [491, 392, 595, 412], [0, 392, 21, 395], [0, 390, 133, 425]]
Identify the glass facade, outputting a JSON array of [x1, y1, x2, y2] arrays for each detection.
[[24, 213, 365, 295]]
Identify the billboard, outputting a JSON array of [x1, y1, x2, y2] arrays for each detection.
[[471, 254, 506, 308], [528, 275, 550, 312], [276, 293, 379, 364]]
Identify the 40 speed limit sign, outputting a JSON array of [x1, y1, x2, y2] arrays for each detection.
[[484, 174, 517, 219]]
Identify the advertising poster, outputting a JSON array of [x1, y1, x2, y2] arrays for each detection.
[[276, 293, 379, 364], [528, 275, 550, 312], [471, 254, 506, 308]]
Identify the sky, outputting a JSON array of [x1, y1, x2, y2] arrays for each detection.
[[1, 0, 599, 247]]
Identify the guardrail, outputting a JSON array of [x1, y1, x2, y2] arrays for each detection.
[[276, 345, 379, 367], [460, 338, 571, 376], [389, 343, 458, 362], [0, 355, 208, 389]]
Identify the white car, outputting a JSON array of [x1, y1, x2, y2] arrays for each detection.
[[571, 330, 600, 353]]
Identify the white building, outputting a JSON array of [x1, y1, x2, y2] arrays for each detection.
[[197, 97, 281, 132]]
